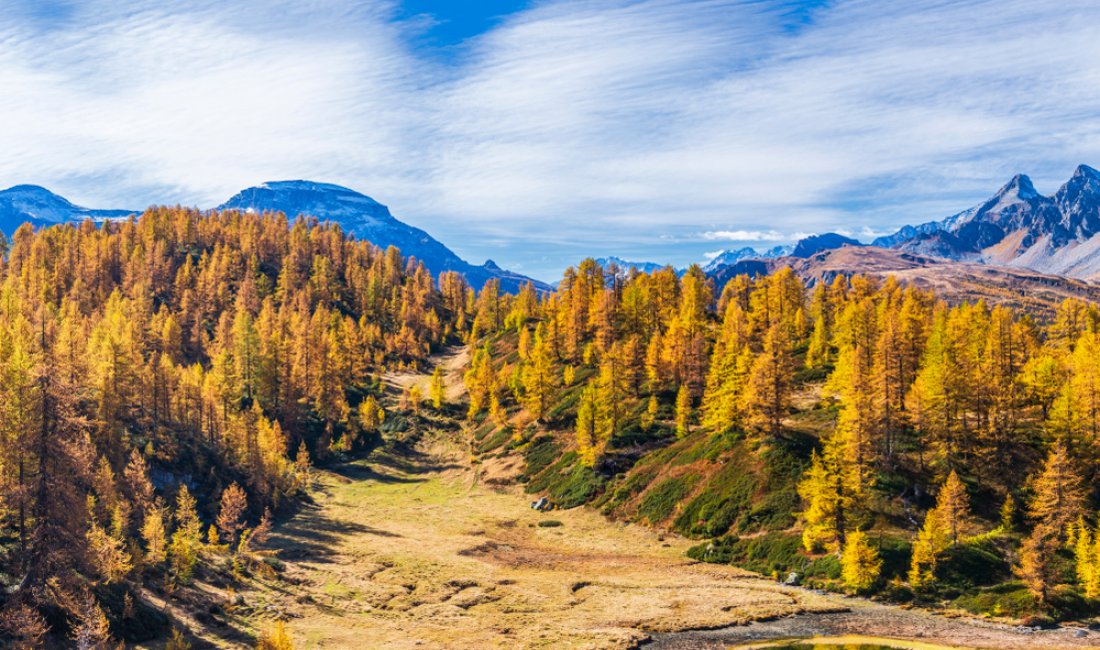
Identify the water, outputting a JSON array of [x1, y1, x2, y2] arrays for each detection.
[[738, 642, 947, 650], [760, 645, 908, 650]]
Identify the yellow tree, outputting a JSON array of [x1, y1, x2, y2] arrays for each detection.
[[798, 435, 859, 553], [1028, 442, 1086, 537], [742, 323, 793, 439], [142, 502, 167, 566], [908, 471, 969, 586], [1016, 443, 1087, 602], [575, 385, 602, 467], [169, 485, 204, 583], [430, 366, 446, 410], [840, 529, 881, 591], [217, 483, 249, 549], [937, 470, 970, 545], [521, 324, 557, 421], [675, 384, 692, 438]]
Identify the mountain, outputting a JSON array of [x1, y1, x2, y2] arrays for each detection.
[[594, 256, 670, 275], [789, 232, 862, 258], [702, 245, 792, 272], [0, 184, 135, 234], [701, 233, 859, 273], [709, 246, 1100, 318], [218, 181, 547, 292], [871, 165, 1100, 280]]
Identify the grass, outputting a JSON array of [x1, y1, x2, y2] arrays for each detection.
[[218, 438, 839, 649], [637, 474, 699, 524]]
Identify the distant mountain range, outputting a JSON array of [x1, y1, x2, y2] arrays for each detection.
[[866, 164, 1100, 280], [7, 165, 1100, 293], [0, 184, 134, 232], [217, 181, 546, 292], [0, 180, 546, 292]]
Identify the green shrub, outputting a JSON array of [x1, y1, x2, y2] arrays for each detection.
[[547, 463, 606, 508], [598, 465, 659, 514], [537, 520, 563, 528], [477, 426, 513, 453], [521, 436, 561, 479], [673, 462, 758, 537], [689, 532, 805, 576], [952, 582, 1040, 619], [638, 475, 698, 524]]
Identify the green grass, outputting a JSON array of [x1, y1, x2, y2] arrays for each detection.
[[673, 461, 758, 538], [637, 474, 698, 524]]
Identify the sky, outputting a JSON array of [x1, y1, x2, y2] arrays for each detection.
[[2, 0, 1100, 281]]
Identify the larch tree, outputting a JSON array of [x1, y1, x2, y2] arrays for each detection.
[[742, 323, 794, 440], [840, 529, 881, 591]]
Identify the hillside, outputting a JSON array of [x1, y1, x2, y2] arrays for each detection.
[[0, 209, 466, 647], [0, 181, 544, 293], [454, 257, 1100, 627], [219, 181, 547, 292], [709, 246, 1100, 319]]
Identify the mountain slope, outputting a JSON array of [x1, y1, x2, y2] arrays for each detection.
[[0, 184, 135, 234], [871, 165, 1100, 279], [594, 256, 670, 275], [0, 181, 544, 292], [217, 180, 546, 292], [708, 246, 1100, 318]]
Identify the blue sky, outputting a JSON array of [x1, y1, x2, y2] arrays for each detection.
[[2, 0, 1100, 281]]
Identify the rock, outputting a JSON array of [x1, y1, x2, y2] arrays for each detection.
[[783, 572, 801, 586], [1075, 629, 1088, 638]]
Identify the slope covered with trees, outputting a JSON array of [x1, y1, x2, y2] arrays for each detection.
[[6, 210, 1100, 645], [463, 258, 1100, 622], [0, 209, 467, 646]]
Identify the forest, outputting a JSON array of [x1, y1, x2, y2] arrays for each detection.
[[0, 210, 468, 647], [462, 259, 1100, 623], [3, 210, 1100, 646]]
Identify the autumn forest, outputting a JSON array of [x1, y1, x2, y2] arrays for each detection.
[[2, 210, 1100, 646]]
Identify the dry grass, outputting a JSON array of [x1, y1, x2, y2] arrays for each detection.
[[225, 436, 838, 650]]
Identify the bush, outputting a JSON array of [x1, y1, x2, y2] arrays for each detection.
[[521, 436, 561, 479], [638, 475, 697, 524], [545, 463, 607, 508], [674, 463, 758, 538], [537, 520, 563, 528], [952, 582, 1040, 619], [689, 532, 805, 576]]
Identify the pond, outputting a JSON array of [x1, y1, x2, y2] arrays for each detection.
[[731, 637, 962, 650], [748, 645, 917, 650]]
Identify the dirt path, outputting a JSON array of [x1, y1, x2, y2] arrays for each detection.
[[383, 346, 469, 403], [230, 350, 1100, 649]]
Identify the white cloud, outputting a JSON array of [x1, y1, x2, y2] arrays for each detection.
[[702, 230, 795, 242], [3, 0, 1100, 279]]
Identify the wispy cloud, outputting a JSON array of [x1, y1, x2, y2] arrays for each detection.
[[701, 230, 806, 242], [2, 0, 1100, 279]]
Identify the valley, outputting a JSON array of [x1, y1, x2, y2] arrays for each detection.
[[189, 353, 1098, 649]]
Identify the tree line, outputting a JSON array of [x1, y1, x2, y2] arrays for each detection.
[[464, 259, 1100, 604], [0, 209, 467, 646]]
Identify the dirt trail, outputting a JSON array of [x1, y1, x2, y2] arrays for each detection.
[[229, 350, 1100, 649], [383, 346, 469, 402]]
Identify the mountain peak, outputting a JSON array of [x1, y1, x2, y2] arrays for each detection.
[[3, 183, 62, 196], [219, 180, 392, 223], [259, 179, 371, 197], [216, 181, 548, 292], [1074, 164, 1100, 181], [0, 184, 134, 232], [1000, 173, 1039, 200]]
